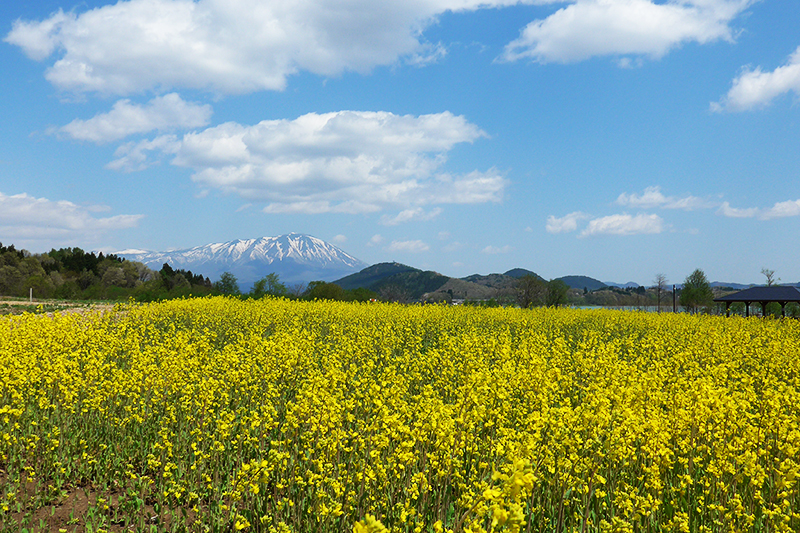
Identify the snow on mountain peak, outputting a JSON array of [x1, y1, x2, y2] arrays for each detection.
[[118, 233, 368, 284]]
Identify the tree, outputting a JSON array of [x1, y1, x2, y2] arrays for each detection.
[[288, 282, 307, 298], [101, 266, 127, 287], [213, 272, 240, 295], [516, 275, 546, 309], [653, 273, 667, 312], [761, 268, 779, 286], [377, 284, 410, 304], [680, 269, 713, 314], [135, 263, 157, 283], [545, 279, 569, 307], [349, 287, 378, 302], [304, 281, 345, 301], [250, 273, 288, 298]]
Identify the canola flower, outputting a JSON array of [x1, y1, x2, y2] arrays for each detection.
[[0, 297, 799, 532]]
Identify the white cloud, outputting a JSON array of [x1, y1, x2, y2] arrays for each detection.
[[115, 110, 504, 213], [443, 241, 465, 252], [107, 134, 181, 172], [332, 234, 347, 244], [437, 231, 450, 240], [763, 199, 800, 219], [0, 192, 143, 247], [481, 245, 513, 254], [431, 170, 507, 204], [616, 186, 714, 210], [57, 93, 212, 143], [712, 46, 800, 112], [546, 211, 589, 234], [381, 207, 442, 225], [718, 199, 800, 219], [3, 9, 72, 61], [501, 0, 755, 64], [368, 234, 384, 246], [580, 213, 664, 236], [717, 201, 758, 218], [387, 239, 430, 253], [5, 0, 525, 96]]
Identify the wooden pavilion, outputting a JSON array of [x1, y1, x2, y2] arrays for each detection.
[[714, 286, 800, 317]]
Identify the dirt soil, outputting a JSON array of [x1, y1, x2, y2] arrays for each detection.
[[0, 298, 115, 317]]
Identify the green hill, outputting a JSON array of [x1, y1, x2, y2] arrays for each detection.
[[463, 273, 516, 289], [334, 262, 451, 300], [503, 268, 543, 280], [372, 270, 450, 300], [334, 262, 419, 290], [556, 275, 607, 291]]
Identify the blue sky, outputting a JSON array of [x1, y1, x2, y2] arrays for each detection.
[[2, 0, 799, 285]]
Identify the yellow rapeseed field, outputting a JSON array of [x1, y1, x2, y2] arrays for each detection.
[[0, 297, 798, 532]]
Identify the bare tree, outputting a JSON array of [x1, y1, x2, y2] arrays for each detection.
[[653, 273, 667, 312], [378, 284, 411, 304], [761, 268, 779, 286], [288, 282, 307, 298]]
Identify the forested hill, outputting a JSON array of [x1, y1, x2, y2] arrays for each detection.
[[0, 242, 213, 301]]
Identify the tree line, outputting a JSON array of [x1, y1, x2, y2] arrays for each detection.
[[0, 242, 217, 301], [0, 242, 381, 303], [1, 242, 789, 314]]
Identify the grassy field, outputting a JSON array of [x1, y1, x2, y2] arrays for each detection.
[[0, 297, 798, 532]]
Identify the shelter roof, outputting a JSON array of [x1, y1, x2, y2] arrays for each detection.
[[714, 285, 800, 303]]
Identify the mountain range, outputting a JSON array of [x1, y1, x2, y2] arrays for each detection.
[[119, 233, 367, 285], [118, 233, 791, 293], [335, 263, 547, 301]]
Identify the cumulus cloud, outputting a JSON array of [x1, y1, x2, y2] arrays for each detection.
[[0, 192, 143, 246], [501, 0, 755, 64], [368, 234, 384, 246], [381, 207, 442, 225], [57, 93, 212, 143], [580, 213, 664, 237], [763, 200, 800, 219], [387, 239, 430, 253], [5, 0, 524, 96], [546, 211, 589, 234], [616, 186, 714, 210], [112, 110, 504, 213], [332, 234, 347, 244], [712, 46, 800, 112], [718, 199, 800, 219]]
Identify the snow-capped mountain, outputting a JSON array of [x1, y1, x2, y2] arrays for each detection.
[[118, 233, 368, 284]]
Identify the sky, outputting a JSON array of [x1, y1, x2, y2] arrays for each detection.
[[2, 0, 800, 285]]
